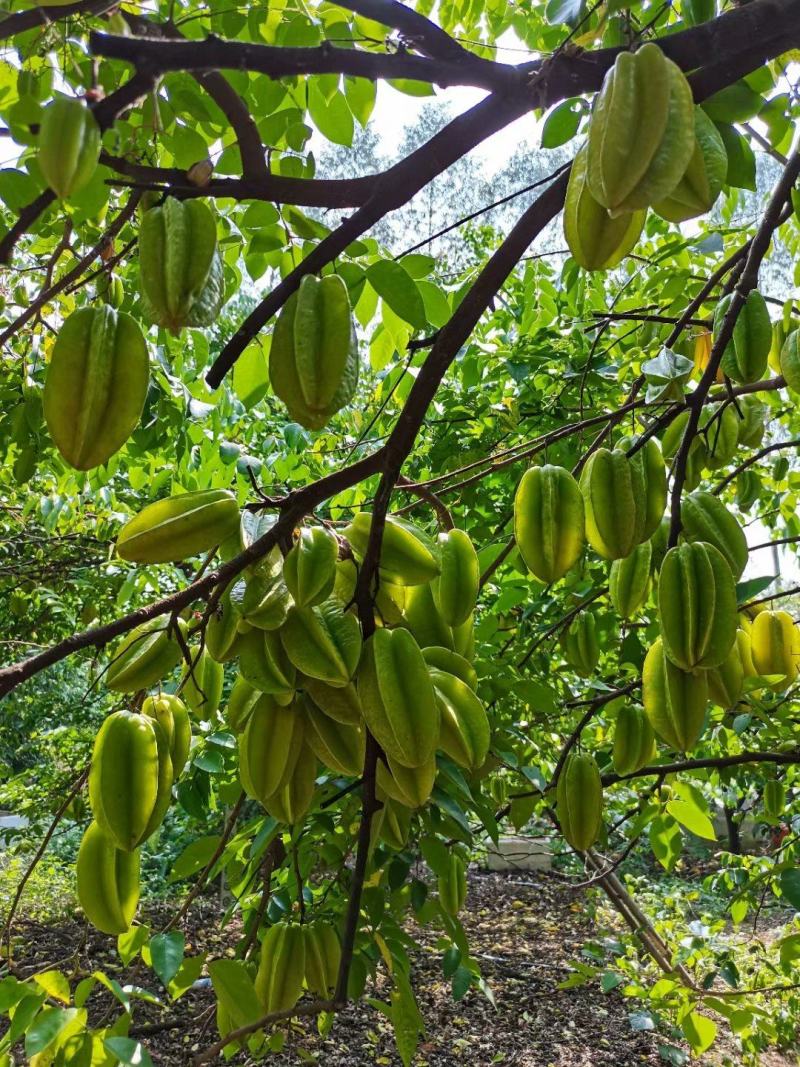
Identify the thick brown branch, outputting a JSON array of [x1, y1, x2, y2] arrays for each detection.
[[0, 0, 114, 41], [90, 32, 522, 93]]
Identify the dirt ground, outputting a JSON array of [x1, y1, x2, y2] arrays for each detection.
[[5, 869, 790, 1065]]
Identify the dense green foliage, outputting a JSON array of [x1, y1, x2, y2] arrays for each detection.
[[1, 0, 800, 1063]]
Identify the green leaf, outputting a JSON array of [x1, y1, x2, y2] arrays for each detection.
[[390, 972, 424, 1067], [666, 799, 716, 841], [541, 99, 582, 148], [649, 814, 682, 871], [32, 970, 70, 1004], [367, 260, 427, 330], [149, 932, 185, 988], [25, 1007, 79, 1057], [780, 868, 800, 910], [715, 123, 756, 191], [387, 79, 435, 97], [779, 933, 800, 966], [344, 76, 376, 127], [736, 574, 776, 604], [118, 926, 150, 966], [168, 835, 222, 883], [307, 83, 354, 146], [104, 1037, 155, 1066], [233, 341, 269, 410], [208, 959, 264, 1031], [681, 1011, 717, 1055], [168, 954, 206, 1000], [546, 0, 585, 25]]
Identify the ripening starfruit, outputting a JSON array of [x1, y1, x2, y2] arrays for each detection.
[[303, 921, 341, 999], [612, 706, 656, 776], [43, 306, 149, 471], [432, 528, 479, 628], [716, 290, 772, 384], [402, 581, 454, 650], [238, 695, 305, 805], [97, 272, 124, 308], [117, 490, 240, 564], [630, 438, 668, 541], [643, 638, 708, 752], [302, 693, 365, 776], [556, 753, 603, 851], [423, 646, 478, 690], [106, 618, 185, 693], [750, 610, 800, 690], [707, 630, 749, 708], [376, 752, 437, 808], [139, 198, 225, 333], [241, 571, 291, 630], [658, 541, 737, 670], [263, 743, 318, 824], [680, 491, 748, 579], [564, 144, 645, 270], [429, 667, 489, 771], [514, 465, 585, 583], [358, 627, 440, 768], [224, 674, 260, 733], [142, 694, 191, 781], [181, 648, 224, 720], [560, 613, 599, 677], [701, 403, 740, 470], [586, 43, 695, 215], [280, 600, 362, 687], [653, 107, 727, 222], [302, 675, 362, 725], [255, 924, 306, 1014], [609, 539, 652, 618], [580, 448, 647, 560], [438, 854, 467, 916], [236, 623, 298, 699], [283, 526, 338, 607], [344, 512, 440, 586], [269, 273, 359, 430], [38, 96, 101, 199], [77, 821, 140, 935], [89, 710, 173, 851]]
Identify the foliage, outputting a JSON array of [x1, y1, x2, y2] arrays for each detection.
[[0, 0, 799, 1064]]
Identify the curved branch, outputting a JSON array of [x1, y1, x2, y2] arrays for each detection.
[[0, 0, 114, 41], [90, 32, 522, 94]]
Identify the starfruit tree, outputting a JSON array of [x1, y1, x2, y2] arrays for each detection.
[[1, 0, 800, 1062]]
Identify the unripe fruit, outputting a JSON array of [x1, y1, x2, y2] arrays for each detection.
[[89, 710, 173, 851], [680, 491, 748, 579], [423, 647, 478, 690], [643, 638, 708, 752], [556, 753, 603, 851], [430, 668, 490, 771], [609, 540, 652, 618], [514, 465, 585, 583], [139, 198, 224, 333], [716, 290, 771, 385], [653, 107, 727, 223], [38, 96, 101, 198], [280, 601, 362, 687], [255, 924, 306, 1014], [239, 696, 305, 805], [402, 581, 454, 650], [344, 513, 440, 586], [658, 542, 737, 670], [43, 306, 148, 471], [764, 780, 785, 819], [77, 821, 140, 935], [142, 694, 191, 780], [586, 43, 694, 215], [376, 753, 437, 808], [269, 274, 359, 430], [106, 619, 185, 693], [559, 613, 599, 677], [283, 527, 338, 607], [263, 743, 317, 824], [564, 144, 645, 270], [432, 529, 479, 627], [181, 649, 224, 720], [303, 921, 341, 998], [438, 854, 467, 916], [358, 628, 440, 768], [612, 706, 656, 776], [117, 490, 240, 564], [302, 694, 365, 776], [580, 448, 646, 560]]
